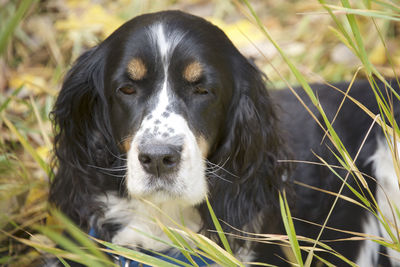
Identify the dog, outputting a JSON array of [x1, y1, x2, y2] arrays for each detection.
[[49, 10, 400, 266]]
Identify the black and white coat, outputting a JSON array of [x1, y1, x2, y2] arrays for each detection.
[[49, 10, 400, 266]]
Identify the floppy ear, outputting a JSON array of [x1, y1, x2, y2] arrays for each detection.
[[202, 58, 291, 237], [49, 47, 120, 229]]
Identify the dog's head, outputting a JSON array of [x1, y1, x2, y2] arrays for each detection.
[[105, 12, 238, 204], [50, 11, 289, 231]]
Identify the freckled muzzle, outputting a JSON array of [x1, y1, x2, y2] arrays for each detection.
[[125, 107, 208, 202]]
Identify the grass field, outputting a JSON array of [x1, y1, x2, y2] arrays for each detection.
[[1, 0, 399, 266]]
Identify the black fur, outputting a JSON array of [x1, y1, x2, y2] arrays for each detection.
[[200, 53, 291, 240], [50, 47, 123, 230]]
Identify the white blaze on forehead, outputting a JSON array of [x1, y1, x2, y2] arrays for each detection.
[[135, 23, 188, 139], [150, 23, 185, 74], [154, 24, 169, 62]]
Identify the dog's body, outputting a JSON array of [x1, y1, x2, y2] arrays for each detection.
[[266, 81, 400, 266], [49, 11, 400, 266]]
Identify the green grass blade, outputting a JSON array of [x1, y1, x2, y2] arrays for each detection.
[[95, 224, 195, 267], [0, 0, 37, 55], [36, 226, 108, 267], [279, 191, 304, 266], [96, 239, 181, 267], [372, 0, 400, 13], [0, 256, 12, 264], [205, 196, 233, 255], [50, 209, 111, 264], [242, 0, 319, 107], [1, 113, 50, 174], [129, 226, 193, 254], [157, 222, 198, 266], [325, 5, 400, 21], [315, 151, 371, 209], [0, 86, 24, 113], [1, 229, 83, 265], [57, 257, 71, 267], [149, 250, 196, 267], [189, 233, 242, 266], [318, 0, 360, 58]]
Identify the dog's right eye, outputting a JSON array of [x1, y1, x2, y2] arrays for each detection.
[[193, 86, 209, 95], [118, 86, 136, 95]]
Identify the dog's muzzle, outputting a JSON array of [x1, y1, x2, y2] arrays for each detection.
[[138, 143, 182, 177]]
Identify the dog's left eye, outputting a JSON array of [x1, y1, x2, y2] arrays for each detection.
[[118, 86, 136, 95]]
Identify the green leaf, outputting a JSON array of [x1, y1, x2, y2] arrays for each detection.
[[36, 226, 109, 267], [2, 113, 50, 175], [0, 86, 24, 113], [0, 0, 37, 55], [279, 191, 303, 266], [96, 239, 181, 267], [205, 196, 233, 255], [50, 210, 111, 264]]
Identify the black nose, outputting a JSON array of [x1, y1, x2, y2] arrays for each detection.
[[138, 144, 182, 177]]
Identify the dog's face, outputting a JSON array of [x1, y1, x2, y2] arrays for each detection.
[[103, 12, 235, 203]]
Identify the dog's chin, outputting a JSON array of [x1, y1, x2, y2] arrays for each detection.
[[126, 172, 208, 205]]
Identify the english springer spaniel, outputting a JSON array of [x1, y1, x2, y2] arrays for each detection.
[[49, 10, 400, 266]]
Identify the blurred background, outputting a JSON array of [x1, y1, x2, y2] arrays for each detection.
[[1, 0, 399, 265]]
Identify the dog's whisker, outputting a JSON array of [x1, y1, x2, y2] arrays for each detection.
[[104, 145, 128, 161], [202, 159, 224, 171], [204, 158, 239, 179], [205, 170, 233, 183], [204, 162, 231, 174], [87, 164, 127, 172], [88, 165, 128, 178], [204, 156, 230, 171]]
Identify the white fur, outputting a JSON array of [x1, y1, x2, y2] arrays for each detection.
[[97, 194, 201, 251], [369, 138, 400, 266], [125, 23, 207, 205], [150, 23, 185, 73], [155, 23, 169, 61], [356, 212, 380, 266]]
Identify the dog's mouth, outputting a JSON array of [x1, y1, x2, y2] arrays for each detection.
[[144, 177, 182, 196], [145, 172, 178, 190], [128, 170, 195, 204]]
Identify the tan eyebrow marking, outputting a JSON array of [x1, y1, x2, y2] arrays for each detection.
[[183, 61, 202, 83], [127, 58, 147, 80], [121, 136, 133, 152]]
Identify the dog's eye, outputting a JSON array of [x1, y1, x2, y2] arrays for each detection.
[[193, 86, 209, 95], [118, 86, 136, 95]]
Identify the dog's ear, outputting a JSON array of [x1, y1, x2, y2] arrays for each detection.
[[203, 58, 291, 236], [49, 47, 118, 229]]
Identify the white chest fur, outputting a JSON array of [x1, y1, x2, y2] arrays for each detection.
[[96, 193, 202, 252], [369, 138, 400, 266]]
